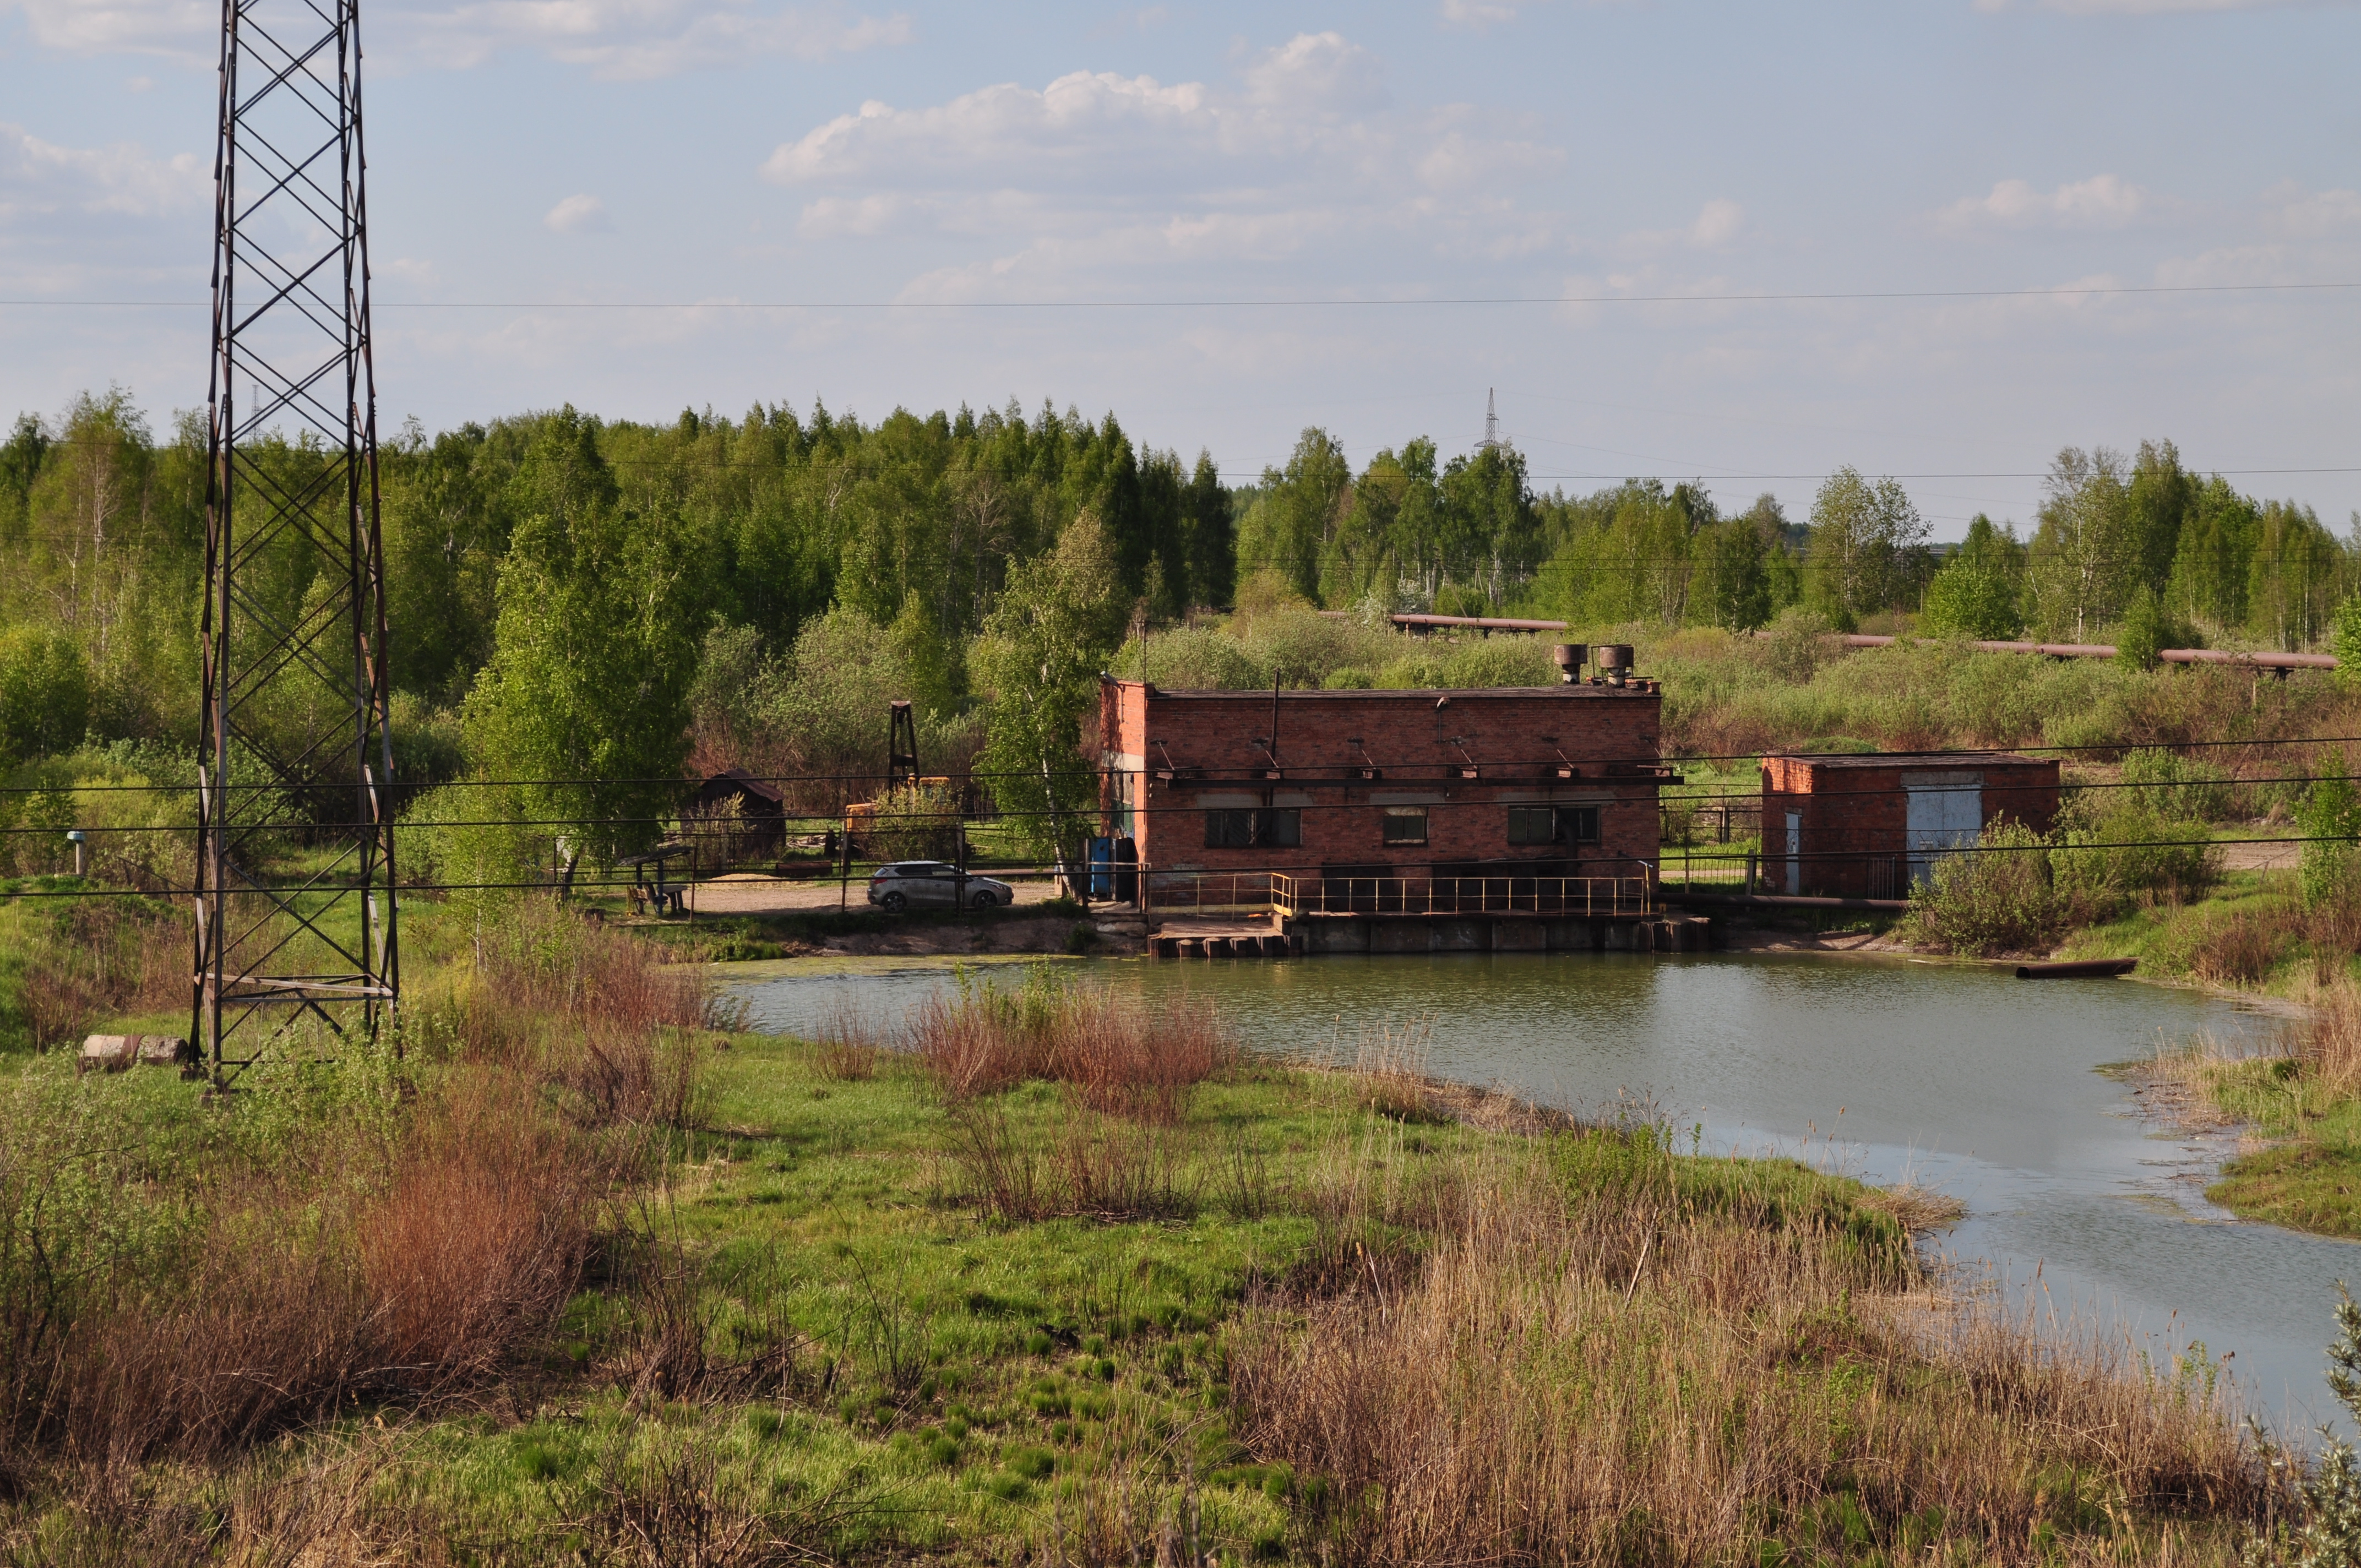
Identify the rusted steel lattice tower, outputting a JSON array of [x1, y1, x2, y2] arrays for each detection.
[[192, 0, 398, 1081]]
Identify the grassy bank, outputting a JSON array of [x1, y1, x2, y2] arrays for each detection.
[[2152, 984, 2361, 1238], [0, 903, 2294, 1562]]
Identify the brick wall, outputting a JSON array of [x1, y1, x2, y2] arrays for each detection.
[[1101, 679, 1666, 882], [1760, 754, 2060, 897]]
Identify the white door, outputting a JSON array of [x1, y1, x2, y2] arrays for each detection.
[[1904, 775, 1983, 884], [1784, 812, 1802, 895]]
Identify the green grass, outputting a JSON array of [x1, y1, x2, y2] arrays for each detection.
[[3, 1017, 1948, 1560], [2173, 1053, 2361, 1236]]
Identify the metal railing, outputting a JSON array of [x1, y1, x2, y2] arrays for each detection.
[[1269, 873, 1652, 918], [1652, 851, 1916, 899], [1657, 850, 1754, 891], [1146, 871, 1278, 918]]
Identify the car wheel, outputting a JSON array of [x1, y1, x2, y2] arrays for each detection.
[[881, 890, 907, 913], [971, 889, 998, 910]]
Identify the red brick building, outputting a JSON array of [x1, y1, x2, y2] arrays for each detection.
[[1098, 677, 1671, 912], [1760, 752, 2061, 899]]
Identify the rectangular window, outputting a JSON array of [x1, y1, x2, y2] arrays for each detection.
[[1204, 808, 1299, 849], [1381, 806, 1429, 846], [1506, 805, 1601, 845], [1506, 805, 1558, 845], [1205, 809, 1254, 848]]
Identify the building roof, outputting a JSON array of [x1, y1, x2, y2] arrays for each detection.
[[1761, 750, 2054, 771], [698, 766, 787, 804]]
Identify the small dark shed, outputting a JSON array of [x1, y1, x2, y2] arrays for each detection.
[[1760, 751, 2060, 900], [693, 768, 787, 863]]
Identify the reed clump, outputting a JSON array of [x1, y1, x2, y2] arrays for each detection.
[[812, 998, 882, 1082], [1232, 1125, 2261, 1566], [910, 965, 1235, 1123]]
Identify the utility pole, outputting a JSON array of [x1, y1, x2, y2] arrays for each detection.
[[191, 0, 398, 1084]]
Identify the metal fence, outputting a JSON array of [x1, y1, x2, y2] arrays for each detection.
[[1270, 873, 1652, 918]]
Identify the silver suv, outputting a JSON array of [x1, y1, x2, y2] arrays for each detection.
[[867, 862, 1015, 913]]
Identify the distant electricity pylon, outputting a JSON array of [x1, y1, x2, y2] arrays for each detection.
[[192, 0, 398, 1081], [1483, 388, 1499, 451]]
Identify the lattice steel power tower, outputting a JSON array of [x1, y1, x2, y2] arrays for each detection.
[[192, 0, 398, 1080]]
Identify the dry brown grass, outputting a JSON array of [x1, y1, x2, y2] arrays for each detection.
[[910, 989, 1054, 1098], [10, 902, 183, 1052], [910, 974, 1235, 1123], [7, 1067, 616, 1479], [941, 1099, 1200, 1223], [1231, 1145, 2259, 1567], [358, 1071, 611, 1390], [1051, 990, 1230, 1123], [811, 998, 881, 1082], [2195, 909, 2295, 987], [1340, 1019, 1447, 1124], [2294, 981, 2361, 1096], [0, 901, 708, 1491], [0, 1427, 432, 1566], [447, 901, 717, 1129]]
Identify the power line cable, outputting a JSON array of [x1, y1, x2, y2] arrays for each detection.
[[8, 280, 2360, 311]]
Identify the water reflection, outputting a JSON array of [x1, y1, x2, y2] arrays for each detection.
[[722, 950, 2354, 1432]]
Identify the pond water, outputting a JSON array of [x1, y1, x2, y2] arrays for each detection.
[[722, 950, 2358, 1433]]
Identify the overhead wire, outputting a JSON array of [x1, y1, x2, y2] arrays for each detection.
[[8, 280, 2361, 311]]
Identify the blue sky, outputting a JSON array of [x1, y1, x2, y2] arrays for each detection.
[[3, 0, 2357, 536]]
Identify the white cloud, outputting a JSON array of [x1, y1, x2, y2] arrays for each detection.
[[0, 0, 911, 75], [1973, 0, 2338, 11], [1936, 173, 2148, 232], [0, 122, 206, 220], [2152, 245, 2288, 287], [760, 33, 1421, 191], [398, 0, 911, 77], [1615, 198, 1747, 257], [1440, 0, 1524, 24], [1689, 198, 1744, 247], [0, 0, 216, 59], [2273, 184, 2361, 237], [755, 34, 1571, 295], [543, 193, 611, 232], [796, 193, 904, 237]]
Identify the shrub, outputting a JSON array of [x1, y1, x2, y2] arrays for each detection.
[[2121, 747, 2235, 823], [0, 627, 90, 766], [2302, 772, 2361, 908], [1898, 823, 2062, 956], [1762, 606, 1837, 684], [1438, 637, 1555, 689], [1128, 624, 1270, 692], [2247, 1286, 2361, 1565], [2053, 799, 2219, 920], [865, 780, 962, 863], [2193, 910, 2294, 987]]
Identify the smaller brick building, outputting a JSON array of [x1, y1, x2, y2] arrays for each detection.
[[1099, 676, 1672, 913], [1760, 752, 2060, 899]]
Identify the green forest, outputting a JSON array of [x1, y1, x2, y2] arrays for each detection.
[[2, 385, 2357, 883]]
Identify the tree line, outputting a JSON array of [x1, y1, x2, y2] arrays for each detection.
[[2, 388, 2354, 872]]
